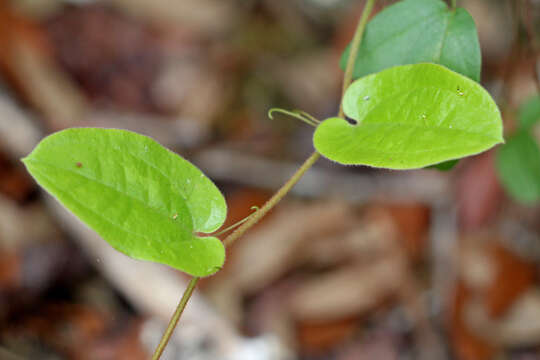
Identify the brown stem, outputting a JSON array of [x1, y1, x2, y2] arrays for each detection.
[[151, 277, 199, 360]]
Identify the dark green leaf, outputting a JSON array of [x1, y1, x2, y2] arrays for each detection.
[[496, 131, 540, 204], [518, 95, 540, 129], [428, 159, 459, 171], [340, 0, 481, 82]]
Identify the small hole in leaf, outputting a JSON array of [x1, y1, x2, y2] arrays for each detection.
[[172, 213, 178, 220], [363, 95, 370, 101], [345, 116, 357, 125]]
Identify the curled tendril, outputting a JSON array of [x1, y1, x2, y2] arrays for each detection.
[[268, 108, 320, 127]]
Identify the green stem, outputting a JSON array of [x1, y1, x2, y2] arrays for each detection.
[[340, 0, 376, 118], [451, 0, 456, 10], [151, 277, 199, 360], [151, 1, 376, 358]]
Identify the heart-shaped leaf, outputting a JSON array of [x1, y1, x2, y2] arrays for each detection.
[[496, 131, 540, 204], [313, 63, 503, 169], [340, 0, 481, 82], [23, 128, 226, 277]]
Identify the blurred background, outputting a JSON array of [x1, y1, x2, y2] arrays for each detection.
[[0, 0, 539, 359]]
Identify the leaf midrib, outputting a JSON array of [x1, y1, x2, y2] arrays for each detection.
[[25, 158, 194, 234], [42, 134, 213, 231], [30, 165, 193, 244], [29, 165, 213, 274], [333, 138, 486, 156]]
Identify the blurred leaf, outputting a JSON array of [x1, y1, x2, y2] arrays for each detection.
[[428, 159, 459, 170], [496, 131, 540, 204], [23, 128, 226, 277], [313, 64, 503, 169], [340, 0, 481, 82], [518, 95, 540, 129]]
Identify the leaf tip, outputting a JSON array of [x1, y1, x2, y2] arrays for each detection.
[[20, 155, 33, 168], [494, 132, 505, 145]]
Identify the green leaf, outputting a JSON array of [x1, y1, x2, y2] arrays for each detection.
[[518, 95, 540, 129], [22, 128, 227, 277], [340, 0, 481, 82], [428, 159, 459, 171], [496, 131, 540, 204], [313, 63, 503, 169]]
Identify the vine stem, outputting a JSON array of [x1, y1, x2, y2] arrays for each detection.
[[149, 152, 319, 360], [151, 276, 199, 360], [451, 0, 456, 10], [340, 0, 376, 118], [151, 0, 376, 358], [223, 150, 321, 247]]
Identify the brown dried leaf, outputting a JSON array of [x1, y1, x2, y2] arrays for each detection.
[[288, 258, 404, 321], [227, 201, 355, 294], [297, 317, 359, 355], [484, 243, 536, 317], [448, 282, 496, 360]]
